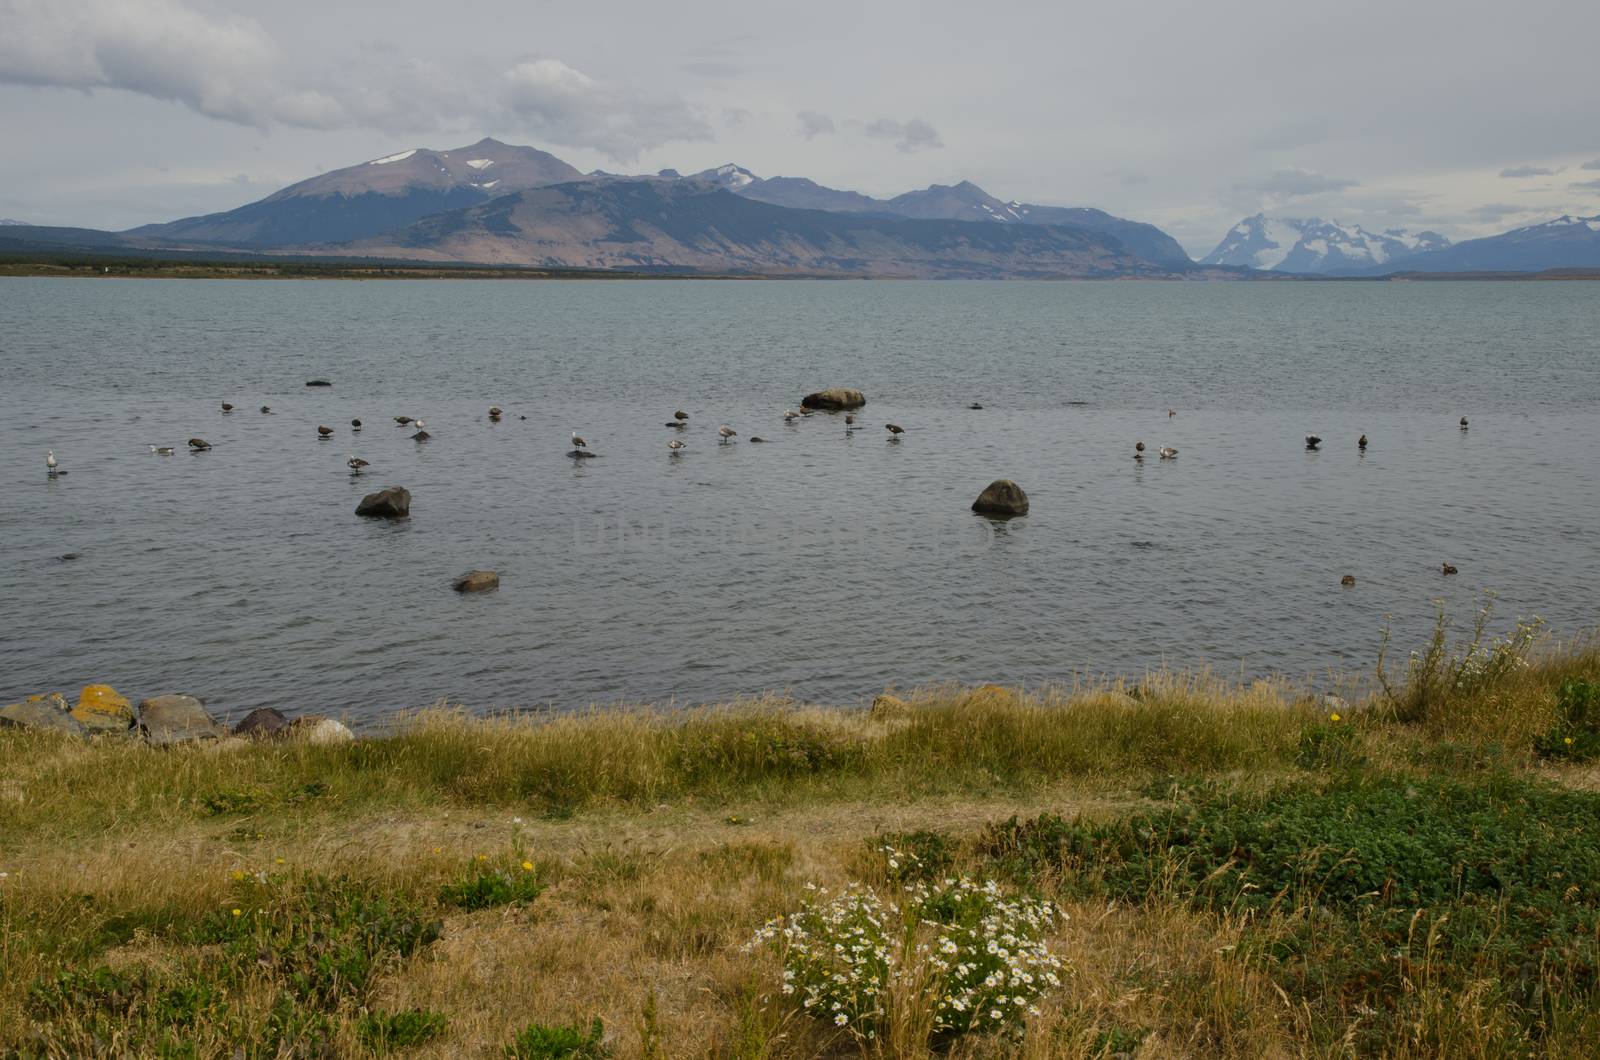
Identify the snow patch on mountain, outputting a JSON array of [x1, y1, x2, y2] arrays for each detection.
[[1202, 214, 1451, 273], [466, 159, 494, 170], [369, 149, 419, 165]]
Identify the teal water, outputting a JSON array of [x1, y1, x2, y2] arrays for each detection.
[[2, 278, 1597, 724]]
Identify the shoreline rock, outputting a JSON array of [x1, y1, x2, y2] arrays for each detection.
[[453, 570, 500, 593], [72, 684, 135, 734], [1, 692, 86, 735], [234, 707, 290, 739], [139, 695, 227, 746]]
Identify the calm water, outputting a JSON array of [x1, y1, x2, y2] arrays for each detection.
[[2, 278, 1598, 726]]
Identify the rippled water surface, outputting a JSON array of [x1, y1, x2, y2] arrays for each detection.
[[3, 278, 1598, 725]]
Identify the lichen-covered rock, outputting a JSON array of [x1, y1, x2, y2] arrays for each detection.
[[0, 692, 85, 735], [72, 684, 135, 734], [138, 695, 226, 746], [288, 716, 354, 745], [356, 486, 411, 518], [971, 479, 1029, 517], [233, 707, 290, 739], [800, 388, 866, 410], [452, 570, 500, 593]]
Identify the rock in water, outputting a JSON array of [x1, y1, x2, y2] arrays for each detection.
[[453, 570, 500, 593], [288, 716, 354, 745], [72, 684, 135, 734], [138, 695, 226, 746], [356, 486, 411, 518], [0, 692, 86, 735], [800, 388, 866, 411], [972, 479, 1029, 517], [233, 707, 290, 739], [306, 380, 332, 387]]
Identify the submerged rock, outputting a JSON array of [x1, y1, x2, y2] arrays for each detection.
[[306, 380, 332, 387], [356, 486, 411, 518], [288, 716, 354, 745], [800, 387, 866, 411], [453, 570, 500, 593], [0, 692, 86, 735], [72, 684, 135, 734], [233, 707, 290, 739], [138, 695, 226, 746], [971, 479, 1029, 517]]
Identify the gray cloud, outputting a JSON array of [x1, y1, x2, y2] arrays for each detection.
[[1243, 169, 1361, 198], [0, 0, 710, 160], [1499, 164, 1562, 177], [797, 111, 835, 139], [863, 117, 943, 153], [1250, 118, 1330, 151], [1583, 159, 1600, 170], [1468, 203, 1537, 221], [682, 59, 743, 78], [1570, 178, 1600, 191], [721, 107, 752, 129]]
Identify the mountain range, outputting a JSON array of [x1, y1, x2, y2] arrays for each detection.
[[4, 137, 1597, 277], [1203, 211, 1600, 275]]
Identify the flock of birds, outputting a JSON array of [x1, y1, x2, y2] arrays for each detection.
[[41, 405, 1476, 582]]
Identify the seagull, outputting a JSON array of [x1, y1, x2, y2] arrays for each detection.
[[149, 445, 174, 455], [413, 420, 425, 431], [188, 438, 211, 450], [1442, 563, 1458, 575], [571, 431, 587, 449], [317, 425, 333, 438], [46, 450, 59, 476], [885, 423, 905, 436], [260, 405, 271, 414], [1358, 434, 1368, 451], [351, 419, 362, 431], [394, 416, 412, 426], [1305, 434, 1322, 450], [1459, 416, 1469, 431], [667, 439, 686, 453], [221, 402, 233, 413], [718, 425, 737, 443], [1158, 446, 1178, 459], [674, 409, 689, 421], [347, 455, 369, 471]]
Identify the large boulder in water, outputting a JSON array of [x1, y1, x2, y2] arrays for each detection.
[[356, 486, 411, 518], [0, 692, 86, 735], [72, 684, 135, 734], [800, 388, 866, 411], [138, 695, 227, 746], [972, 479, 1029, 517], [452, 570, 500, 593]]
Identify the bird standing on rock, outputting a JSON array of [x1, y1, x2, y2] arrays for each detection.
[[347, 455, 369, 472], [1460, 416, 1469, 431], [1358, 434, 1368, 451], [489, 406, 502, 420], [571, 431, 587, 449], [1134, 441, 1146, 460], [1305, 435, 1322, 451], [45, 450, 59, 476], [351, 419, 362, 431]]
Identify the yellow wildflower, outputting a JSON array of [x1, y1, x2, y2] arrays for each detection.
[[231, 908, 242, 917], [1329, 713, 1341, 722], [522, 861, 534, 872]]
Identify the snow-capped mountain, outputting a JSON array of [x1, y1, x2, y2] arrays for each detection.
[[1201, 214, 1450, 273], [0, 218, 29, 225], [690, 163, 758, 190], [1379, 214, 1600, 273]]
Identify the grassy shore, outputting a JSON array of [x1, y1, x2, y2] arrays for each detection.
[[4, 619, 1600, 1057]]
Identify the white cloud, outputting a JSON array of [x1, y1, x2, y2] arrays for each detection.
[[0, 0, 710, 160], [1499, 164, 1562, 178]]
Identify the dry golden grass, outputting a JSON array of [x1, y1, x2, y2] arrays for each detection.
[[4, 636, 1600, 1057]]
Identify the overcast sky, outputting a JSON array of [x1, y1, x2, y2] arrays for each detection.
[[3, 0, 1598, 255]]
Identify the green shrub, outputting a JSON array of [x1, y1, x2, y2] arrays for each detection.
[[358, 1007, 449, 1050], [1293, 720, 1364, 770], [439, 859, 545, 910], [506, 1017, 607, 1058], [1535, 677, 1600, 760], [872, 829, 957, 883]]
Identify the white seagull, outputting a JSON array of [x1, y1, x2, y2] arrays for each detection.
[[1158, 446, 1178, 459], [571, 431, 587, 449], [347, 455, 370, 471], [667, 439, 686, 453], [46, 450, 59, 475], [149, 445, 175, 455]]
